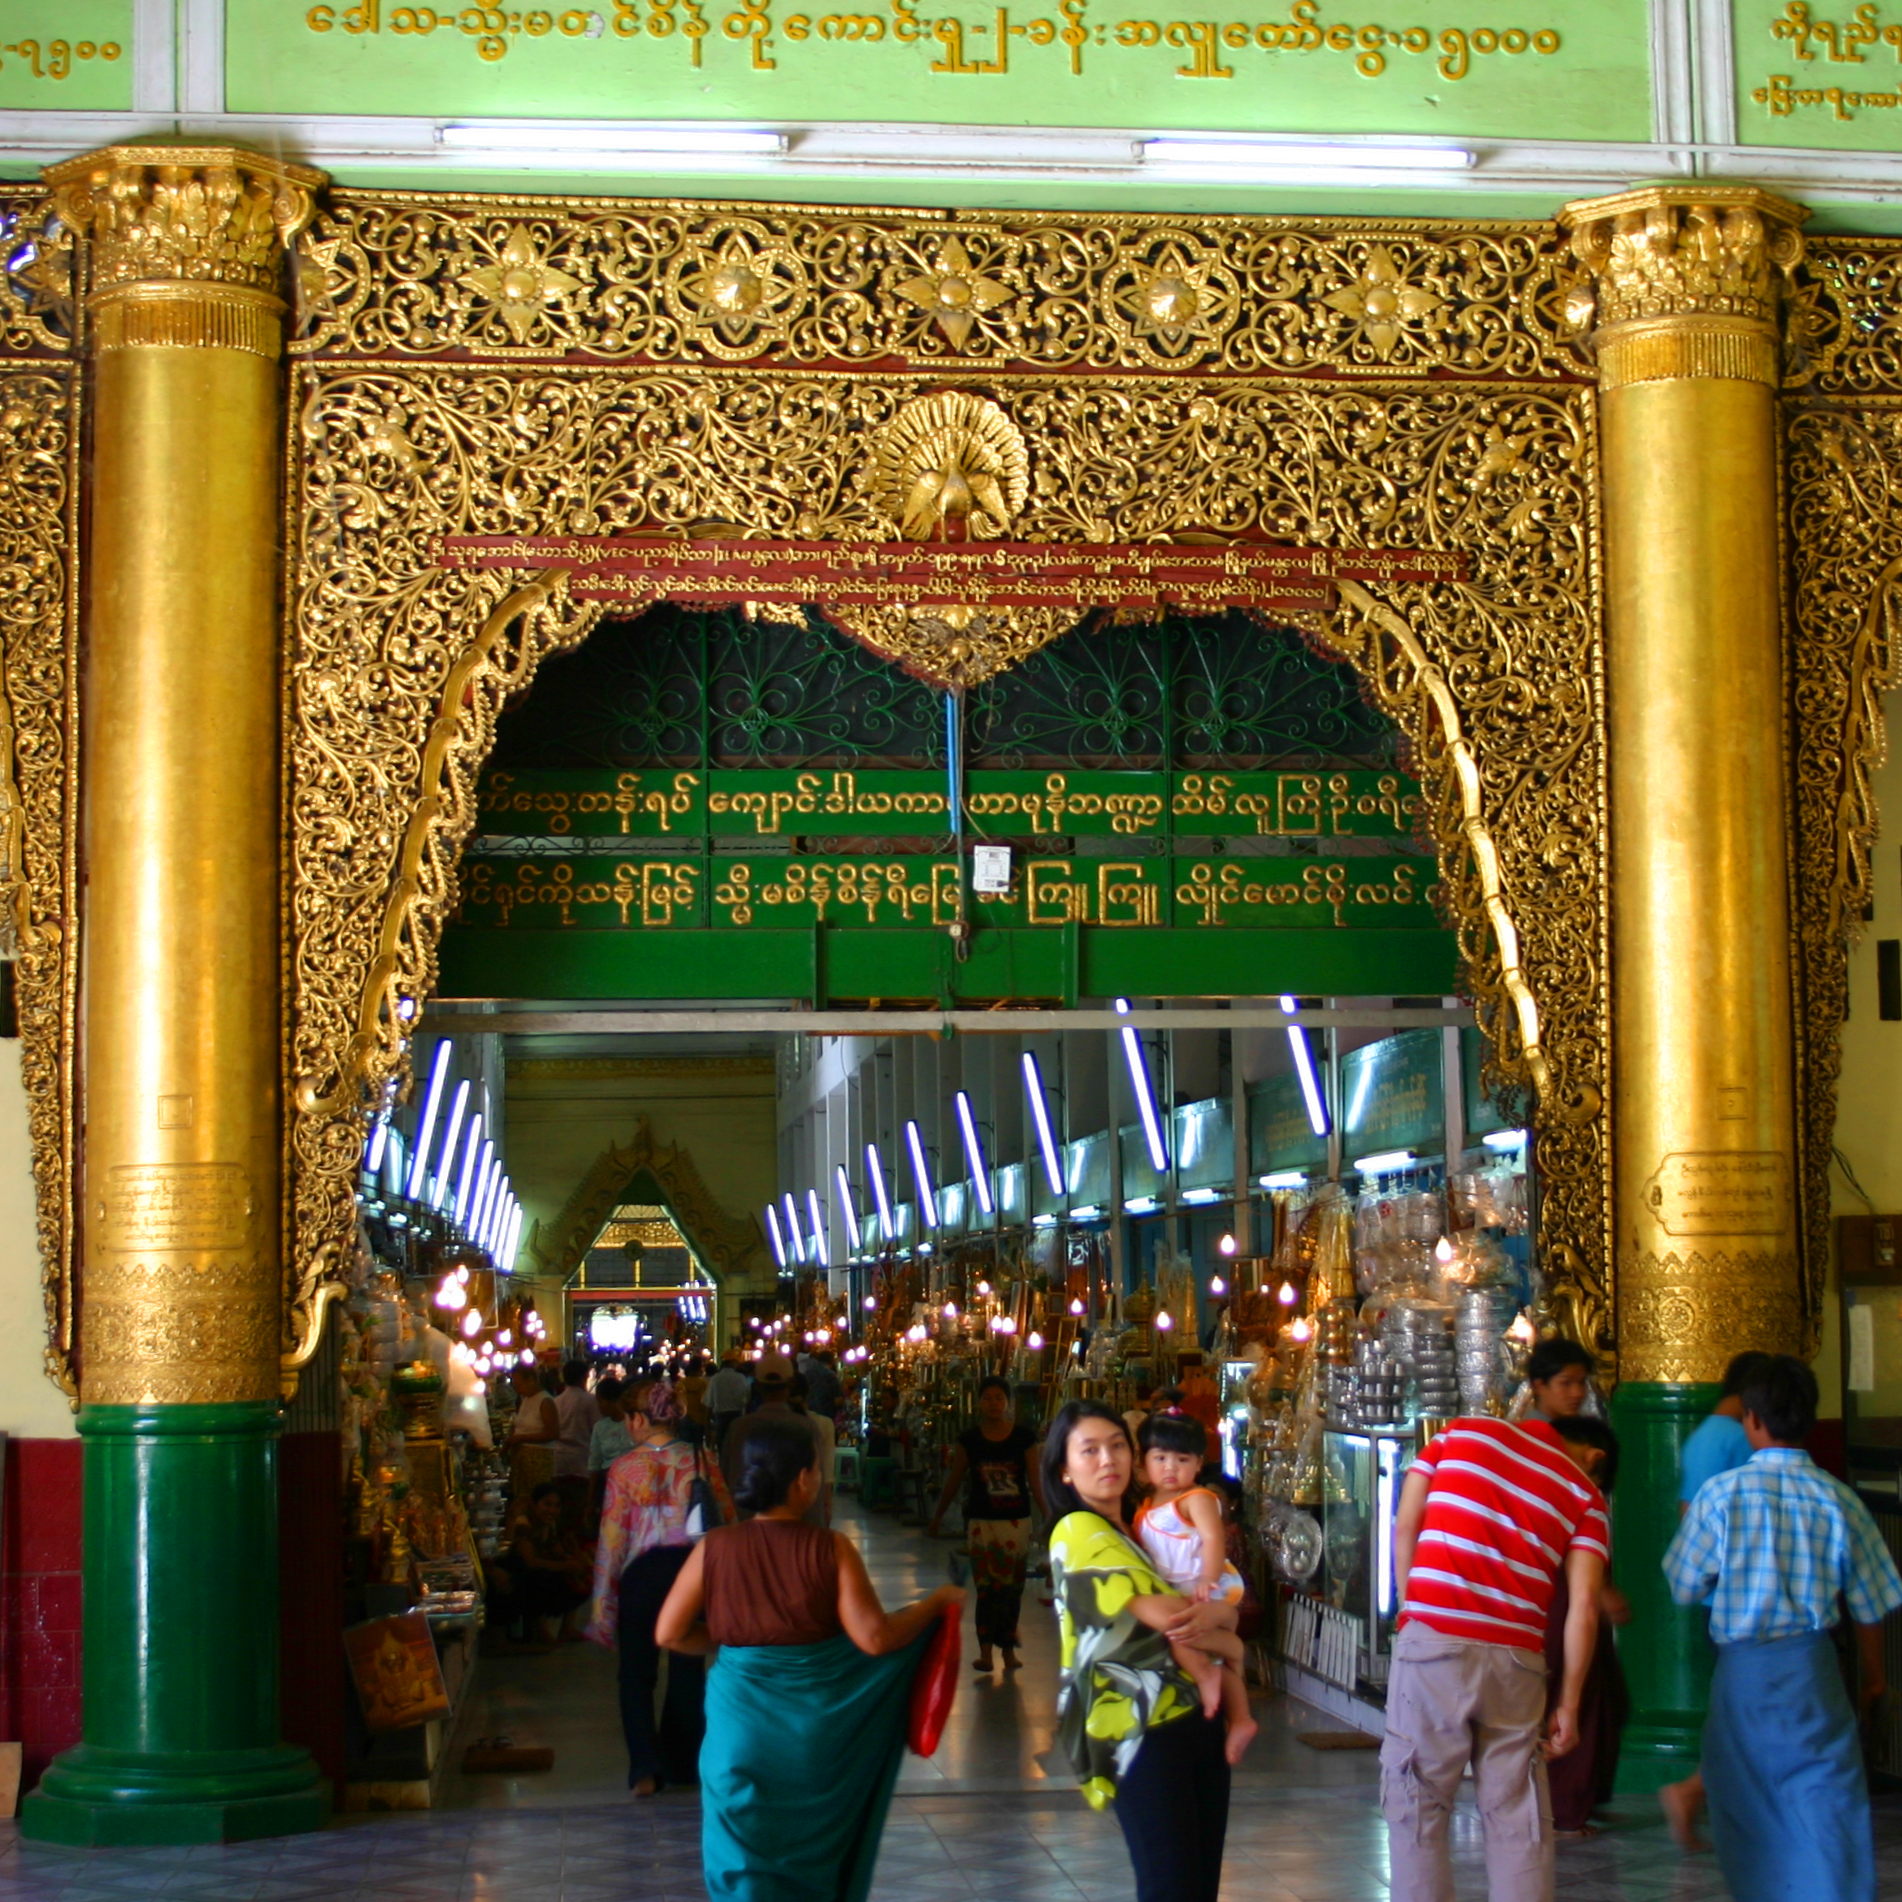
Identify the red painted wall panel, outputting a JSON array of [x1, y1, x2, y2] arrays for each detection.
[[0, 1437, 83, 1800], [277, 1429, 347, 1794]]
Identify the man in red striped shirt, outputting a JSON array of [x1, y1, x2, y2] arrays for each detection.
[[1382, 1414, 1611, 1902]]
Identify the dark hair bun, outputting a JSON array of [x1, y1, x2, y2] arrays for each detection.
[[732, 1415, 818, 1514]]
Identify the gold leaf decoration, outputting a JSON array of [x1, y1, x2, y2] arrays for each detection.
[[873, 389, 1029, 541], [457, 224, 586, 347]]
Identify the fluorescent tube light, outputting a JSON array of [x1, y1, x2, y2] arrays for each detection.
[[483, 1176, 511, 1253], [1069, 1204, 1105, 1221], [407, 1040, 452, 1201], [455, 1114, 485, 1227], [867, 1142, 894, 1236], [383, 1130, 404, 1198], [1182, 1187, 1223, 1205], [766, 1203, 787, 1269], [1259, 1169, 1308, 1190], [500, 1202, 522, 1273], [1124, 1194, 1161, 1214], [807, 1188, 830, 1267], [1115, 999, 1170, 1173], [905, 1120, 940, 1230], [1280, 994, 1330, 1138], [782, 1192, 805, 1264], [835, 1165, 862, 1252], [472, 1150, 499, 1243], [1032, 1213, 1060, 1228], [434, 1080, 469, 1212], [1023, 1051, 1065, 1197], [1354, 1149, 1419, 1176], [954, 1091, 994, 1215], [1483, 1128, 1529, 1150], [365, 1117, 389, 1176], [438, 121, 787, 159], [1144, 136, 1472, 173]]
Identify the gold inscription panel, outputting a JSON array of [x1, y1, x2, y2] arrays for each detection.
[[100, 1161, 255, 1253], [1640, 1150, 1791, 1238]]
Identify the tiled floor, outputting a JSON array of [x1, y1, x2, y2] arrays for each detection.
[[6, 1499, 1901, 1899]]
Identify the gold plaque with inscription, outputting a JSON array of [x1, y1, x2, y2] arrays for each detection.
[[101, 1162, 254, 1253], [1640, 1152, 1791, 1239]]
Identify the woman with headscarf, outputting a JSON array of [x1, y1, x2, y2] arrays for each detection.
[[588, 1377, 732, 1797], [658, 1414, 962, 1902]]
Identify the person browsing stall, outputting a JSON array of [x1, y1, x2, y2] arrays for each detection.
[[587, 1378, 732, 1797], [929, 1375, 1045, 1675], [1383, 1412, 1610, 1902], [1663, 1354, 1902, 1902]]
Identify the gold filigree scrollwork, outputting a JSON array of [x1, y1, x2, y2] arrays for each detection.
[[287, 354, 1606, 1342], [529, 1119, 769, 1288], [1784, 399, 1902, 1354], [291, 195, 1585, 381], [1792, 241, 1902, 396], [0, 190, 77, 355], [1327, 576, 1609, 1352], [284, 556, 602, 1374], [0, 366, 78, 1397]]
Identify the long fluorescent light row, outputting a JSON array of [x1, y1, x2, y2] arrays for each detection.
[[775, 1016, 1342, 1260], [434, 122, 1474, 178], [362, 1037, 523, 1271]]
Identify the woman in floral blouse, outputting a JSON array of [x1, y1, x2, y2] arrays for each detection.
[[587, 1378, 733, 1795]]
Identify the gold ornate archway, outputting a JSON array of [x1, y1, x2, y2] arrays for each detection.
[[7, 158, 1899, 1405], [528, 1117, 770, 1291]]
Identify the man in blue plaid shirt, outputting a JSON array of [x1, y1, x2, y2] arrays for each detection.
[[1663, 1355, 1902, 1902]]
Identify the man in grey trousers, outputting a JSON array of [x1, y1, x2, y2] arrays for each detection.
[[1381, 1413, 1612, 1902]]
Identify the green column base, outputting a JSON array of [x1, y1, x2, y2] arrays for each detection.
[[1610, 1381, 1718, 1795], [17, 1402, 328, 1848], [24, 1745, 326, 1847]]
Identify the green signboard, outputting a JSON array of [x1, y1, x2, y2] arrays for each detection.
[[0, 2, 130, 108], [476, 767, 1420, 841], [1735, 0, 1902, 148], [226, 0, 1653, 140], [1249, 1069, 1329, 1174], [1340, 1025, 1444, 1159], [457, 851, 1439, 929]]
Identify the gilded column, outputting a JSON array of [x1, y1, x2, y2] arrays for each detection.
[[22, 146, 328, 1846], [1560, 184, 1808, 1790]]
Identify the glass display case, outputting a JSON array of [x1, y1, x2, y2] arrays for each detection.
[[1312, 1428, 1413, 1688]]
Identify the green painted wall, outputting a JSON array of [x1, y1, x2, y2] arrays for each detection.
[[0, 2, 130, 109], [230, 0, 1653, 139], [1734, 0, 1902, 151]]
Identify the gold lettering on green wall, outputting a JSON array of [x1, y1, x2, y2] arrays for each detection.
[[226, 0, 1654, 140], [0, 2, 130, 107]]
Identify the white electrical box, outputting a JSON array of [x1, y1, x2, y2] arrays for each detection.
[[970, 844, 1014, 894]]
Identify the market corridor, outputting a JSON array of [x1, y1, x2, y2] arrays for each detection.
[[3, 1501, 1894, 1900]]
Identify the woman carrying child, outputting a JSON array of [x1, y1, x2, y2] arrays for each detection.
[[1044, 1399, 1242, 1902], [1133, 1400, 1258, 1766]]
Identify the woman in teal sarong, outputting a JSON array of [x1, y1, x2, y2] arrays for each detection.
[[657, 1414, 963, 1902], [1042, 1399, 1242, 1902]]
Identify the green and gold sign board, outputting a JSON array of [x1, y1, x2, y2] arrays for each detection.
[[477, 766, 1423, 840], [0, 2, 131, 109], [458, 850, 1438, 929], [1734, 0, 1902, 149], [223, 0, 1654, 140]]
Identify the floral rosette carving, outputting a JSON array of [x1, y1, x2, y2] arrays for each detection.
[[290, 194, 1584, 381]]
